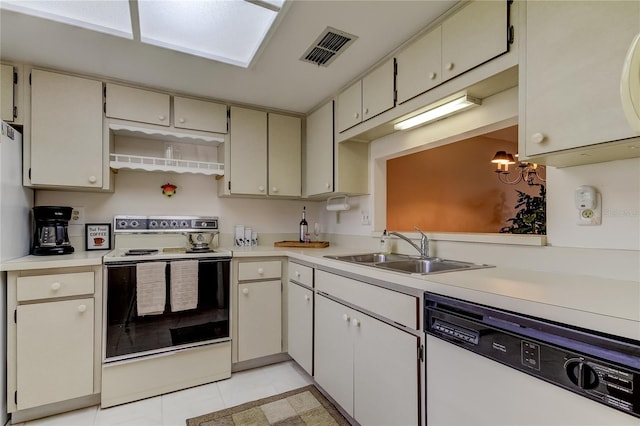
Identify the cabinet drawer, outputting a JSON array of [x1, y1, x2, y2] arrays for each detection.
[[288, 261, 313, 287], [316, 270, 418, 329], [17, 272, 94, 301], [105, 83, 170, 126], [238, 260, 281, 281]]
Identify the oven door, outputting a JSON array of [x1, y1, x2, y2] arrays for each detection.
[[104, 257, 230, 362]]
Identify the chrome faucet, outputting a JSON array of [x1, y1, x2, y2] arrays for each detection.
[[387, 226, 429, 258]]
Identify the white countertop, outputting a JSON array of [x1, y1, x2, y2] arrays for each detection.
[[233, 246, 640, 341], [0, 250, 106, 271], [3, 245, 639, 340]]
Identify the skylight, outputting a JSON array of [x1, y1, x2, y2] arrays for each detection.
[[0, 0, 286, 68], [1, 0, 133, 39]]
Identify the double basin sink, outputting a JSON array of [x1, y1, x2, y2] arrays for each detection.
[[325, 252, 493, 275]]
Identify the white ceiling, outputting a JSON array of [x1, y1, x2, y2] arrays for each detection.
[[0, 1, 459, 114]]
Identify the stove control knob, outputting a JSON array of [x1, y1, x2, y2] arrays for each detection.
[[181, 221, 189, 228], [161, 221, 169, 228], [149, 220, 158, 228], [118, 220, 128, 228], [170, 221, 178, 228], [565, 358, 599, 390], [130, 220, 139, 228]]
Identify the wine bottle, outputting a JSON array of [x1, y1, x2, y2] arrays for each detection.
[[299, 206, 308, 242]]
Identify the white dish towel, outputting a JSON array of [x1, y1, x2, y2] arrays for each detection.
[[136, 262, 167, 315], [170, 260, 199, 312]]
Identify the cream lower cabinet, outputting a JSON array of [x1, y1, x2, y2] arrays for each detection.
[[6, 267, 101, 419], [234, 259, 283, 362], [16, 298, 94, 409], [286, 261, 313, 375], [29, 69, 105, 189], [315, 294, 420, 425]]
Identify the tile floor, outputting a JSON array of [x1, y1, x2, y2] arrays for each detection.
[[13, 361, 314, 426]]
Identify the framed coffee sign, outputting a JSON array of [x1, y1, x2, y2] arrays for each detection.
[[85, 223, 111, 251]]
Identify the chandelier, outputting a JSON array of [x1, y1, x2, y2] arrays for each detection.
[[491, 151, 546, 185]]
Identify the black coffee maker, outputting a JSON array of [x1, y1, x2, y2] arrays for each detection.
[[31, 206, 75, 255]]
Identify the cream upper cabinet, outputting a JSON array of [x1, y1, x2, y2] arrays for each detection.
[[441, 0, 508, 81], [228, 106, 268, 196], [105, 83, 170, 126], [268, 113, 301, 197], [396, 26, 442, 104], [520, 1, 640, 164], [362, 58, 396, 120], [305, 100, 368, 197], [337, 58, 395, 133], [174, 96, 227, 133], [29, 69, 104, 189], [336, 79, 362, 133], [305, 101, 334, 197], [1, 64, 16, 122]]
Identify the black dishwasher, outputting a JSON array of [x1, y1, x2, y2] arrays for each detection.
[[424, 292, 640, 419]]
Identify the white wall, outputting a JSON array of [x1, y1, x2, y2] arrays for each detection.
[[546, 158, 640, 250], [35, 170, 324, 248]]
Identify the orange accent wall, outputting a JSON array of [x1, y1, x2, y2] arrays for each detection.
[[386, 135, 544, 233]]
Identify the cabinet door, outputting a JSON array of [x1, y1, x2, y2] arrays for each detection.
[[229, 106, 268, 196], [396, 26, 442, 104], [336, 80, 362, 133], [30, 69, 103, 188], [1, 64, 15, 122], [268, 113, 301, 197], [174, 96, 227, 133], [305, 101, 334, 196], [442, 0, 508, 81], [353, 313, 419, 426], [105, 83, 170, 126], [362, 58, 396, 121], [287, 281, 313, 375], [314, 295, 354, 417], [16, 298, 94, 410], [522, 1, 640, 156], [237, 280, 281, 362]]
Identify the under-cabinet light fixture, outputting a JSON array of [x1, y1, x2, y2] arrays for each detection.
[[394, 94, 481, 131]]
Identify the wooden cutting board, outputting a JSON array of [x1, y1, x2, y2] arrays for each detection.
[[274, 241, 330, 248]]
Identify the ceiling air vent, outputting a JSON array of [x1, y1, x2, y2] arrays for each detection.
[[301, 27, 358, 67]]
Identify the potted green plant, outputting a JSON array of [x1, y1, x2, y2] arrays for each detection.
[[500, 184, 546, 234]]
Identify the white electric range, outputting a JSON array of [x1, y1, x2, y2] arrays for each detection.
[[101, 215, 233, 408]]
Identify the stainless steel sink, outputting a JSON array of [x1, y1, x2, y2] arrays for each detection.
[[324, 253, 493, 275], [325, 252, 417, 264], [375, 259, 474, 274]]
